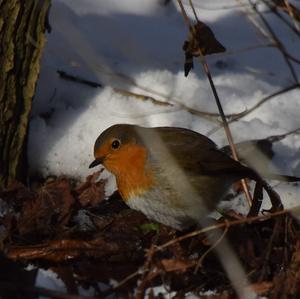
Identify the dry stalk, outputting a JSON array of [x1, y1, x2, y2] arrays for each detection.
[[283, 0, 300, 31], [177, 0, 253, 206], [236, 0, 271, 38], [262, 0, 300, 36], [249, 0, 299, 83]]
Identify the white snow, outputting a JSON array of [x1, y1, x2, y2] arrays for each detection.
[[30, 0, 300, 208], [35, 269, 66, 297], [29, 0, 300, 296]]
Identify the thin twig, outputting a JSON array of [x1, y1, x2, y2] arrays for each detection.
[[57, 70, 103, 88], [56, 69, 243, 123], [230, 82, 300, 120], [188, 0, 199, 22], [283, 215, 289, 270], [267, 126, 300, 142], [135, 245, 158, 299], [177, 0, 191, 26], [194, 223, 229, 273], [283, 0, 300, 31], [113, 88, 173, 107], [237, 0, 300, 72], [207, 83, 300, 135], [262, 0, 300, 36], [223, 43, 274, 56], [191, 2, 251, 11], [177, 0, 253, 206], [236, 0, 271, 38], [285, 52, 300, 65], [99, 270, 140, 297], [250, 0, 299, 83], [114, 87, 237, 121], [259, 217, 283, 281], [155, 207, 299, 252]]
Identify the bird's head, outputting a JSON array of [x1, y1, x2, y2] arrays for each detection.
[[89, 124, 154, 199]]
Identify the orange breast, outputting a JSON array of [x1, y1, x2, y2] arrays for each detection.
[[103, 143, 155, 201]]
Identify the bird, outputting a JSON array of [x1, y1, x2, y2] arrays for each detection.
[[89, 124, 299, 230]]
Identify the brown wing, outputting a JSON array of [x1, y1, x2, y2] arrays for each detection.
[[148, 127, 252, 179]]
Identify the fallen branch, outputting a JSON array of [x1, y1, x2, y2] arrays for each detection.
[[7, 238, 124, 262]]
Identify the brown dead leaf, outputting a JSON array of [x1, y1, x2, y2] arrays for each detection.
[[281, 239, 300, 297], [246, 281, 273, 295], [183, 20, 226, 76], [74, 259, 140, 287], [90, 214, 115, 231], [0, 182, 35, 210], [3, 175, 300, 297], [76, 170, 106, 207], [17, 178, 74, 238], [160, 258, 193, 273]]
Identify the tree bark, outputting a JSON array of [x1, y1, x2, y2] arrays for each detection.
[[0, 0, 51, 187]]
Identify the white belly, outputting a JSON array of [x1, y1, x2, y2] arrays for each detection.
[[126, 187, 208, 230]]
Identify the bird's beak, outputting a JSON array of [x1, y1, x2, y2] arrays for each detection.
[[89, 157, 104, 168]]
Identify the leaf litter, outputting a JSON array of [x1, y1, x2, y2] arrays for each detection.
[[0, 173, 300, 298]]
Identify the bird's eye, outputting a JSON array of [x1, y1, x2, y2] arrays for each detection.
[[111, 139, 121, 150]]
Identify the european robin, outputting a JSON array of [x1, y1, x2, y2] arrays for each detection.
[[89, 124, 295, 230]]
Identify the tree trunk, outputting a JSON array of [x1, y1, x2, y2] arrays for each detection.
[[0, 0, 51, 187]]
